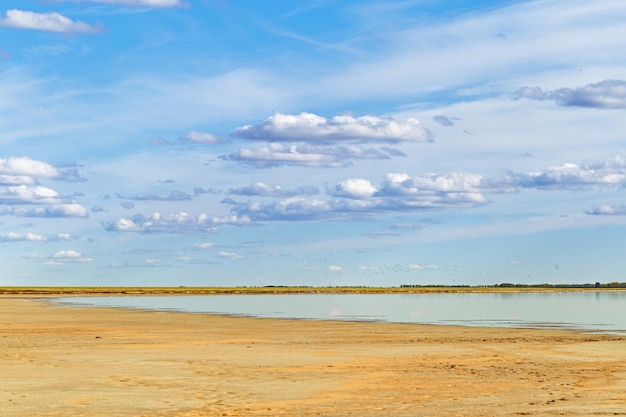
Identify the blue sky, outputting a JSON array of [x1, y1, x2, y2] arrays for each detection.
[[1, 0, 626, 286]]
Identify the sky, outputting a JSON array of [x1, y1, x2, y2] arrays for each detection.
[[1, 0, 626, 287]]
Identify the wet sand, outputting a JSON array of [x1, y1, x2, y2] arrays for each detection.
[[1, 296, 626, 416]]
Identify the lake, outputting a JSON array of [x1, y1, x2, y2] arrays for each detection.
[[56, 292, 626, 334]]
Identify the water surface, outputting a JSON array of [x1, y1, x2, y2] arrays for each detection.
[[58, 292, 626, 334]]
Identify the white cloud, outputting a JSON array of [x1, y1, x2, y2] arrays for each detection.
[[224, 155, 626, 222], [0, 185, 62, 205], [229, 171, 492, 222], [195, 242, 214, 249], [0, 10, 101, 33], [232, 197, 333, 221], [102, 212, 250, 233], [0, 157, 60, 178], [43, 204, 89, 218], [53, 250, 82, 259], [54, 233, 76, 241], [409, 264, 438, 270], [52, 250, 93, 263], [0, 203, 88, 218], [232, 112, 431, 143], [0, 232, 47, 242], [511, 156, 626, 190], [332, 178, 377, 199], [380, 172, 486, 195], [219, 251, 241, 259], [328, 265, 342, 272]]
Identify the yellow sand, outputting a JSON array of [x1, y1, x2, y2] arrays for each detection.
[[1, 296, 625, 416]]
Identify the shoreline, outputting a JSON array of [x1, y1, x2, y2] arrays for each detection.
[[2, 296, 626, 416], [45, 292, 626, 336], [2, 285, 626, 297]]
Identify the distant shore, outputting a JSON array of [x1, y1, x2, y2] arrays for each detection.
[[2, 284, 626, 297]]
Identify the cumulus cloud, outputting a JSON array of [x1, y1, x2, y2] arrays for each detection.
[[379, 172, 487, 195], [0, 9, 101, 33], [53, 250, 82, 259], [101, 155, 626, 228], [102, 211, 250, 233], [224, 143, 398, 168], [328, 265, 343, 272], [229, 182, 319, 197], [229, 197, 333, 221], [180, 131, 221, 144], [22, 203, 89, 218], [232, 112, 431, 143], [0, 204, 88, 218], [51, 250, 93, 263], [227, 171, 496, 221], [0, 185, 63, 205], [219, 155, 626, 222], [0, 157, 60, 178], [514, 80, 626, 109], [331, 178, 377, 199], [508, 157, 626, 190]]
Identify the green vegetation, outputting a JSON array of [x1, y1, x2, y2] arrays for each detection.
[[1, 283, 626, 296]]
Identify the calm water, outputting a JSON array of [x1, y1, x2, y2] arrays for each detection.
[[57, 292, 626, 334]]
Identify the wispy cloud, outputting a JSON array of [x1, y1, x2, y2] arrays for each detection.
[[219, 251, 242, 259], [587, 204, 626, 216], [432, 115, 455, 127], [63, 0, 187, 7], [0, 232, 47, 242], [119, 190, 194, 201], [224, 143, 401, 168], [229, 182, 319, 198], [180, 131, 221, 144], [0, 9, 102, 33]]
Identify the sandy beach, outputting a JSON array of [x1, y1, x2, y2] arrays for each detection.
[[2, 296, 626, 416]]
